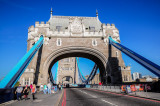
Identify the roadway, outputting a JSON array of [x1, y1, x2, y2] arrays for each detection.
[[63, 88, 160, 106]]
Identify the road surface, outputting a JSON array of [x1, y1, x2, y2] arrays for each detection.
[[63, 88, 160, 106]]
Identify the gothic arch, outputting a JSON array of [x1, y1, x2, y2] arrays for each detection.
[[62, 76, 73, 84], [41, 46, 108, 84]]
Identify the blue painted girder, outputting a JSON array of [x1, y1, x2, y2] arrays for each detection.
[[76, 57, 98, 83], [109, 37, 160, 77], [0, 36, 44, 88]]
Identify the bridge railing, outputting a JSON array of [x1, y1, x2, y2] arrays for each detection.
[[89, 85, 122, 93]]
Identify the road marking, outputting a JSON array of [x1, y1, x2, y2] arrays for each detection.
[[84, 88, 160, 103], [101, 99, 118, 106], [83, 91, 88, 94], [78, 89, 97, 98], [62, 88, 66, 106], [89, 94, 97, 98]]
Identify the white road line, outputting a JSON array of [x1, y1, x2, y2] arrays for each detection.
[[83, 91, 88, 94], [79, 90, 97, 98], [89, 94, 97, 98], [101, 99, 118, 106]]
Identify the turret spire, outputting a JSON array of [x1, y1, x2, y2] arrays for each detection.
[[50, 8, 53, 18], [96, 9, 98, 17]]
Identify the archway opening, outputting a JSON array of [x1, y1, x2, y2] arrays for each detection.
[[62, 76, 73, 84], [42, 47, 107, 85], [50, 57, 101, 85]]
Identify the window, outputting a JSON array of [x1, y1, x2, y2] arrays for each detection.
[[124, 75, 128, 81], [41, 74, 43, 78], [57, 38, 62, 46], [89, 26, 95, 32], [25, 78, 29, 85], [65, 27, 68, 29], [92, 39, 97, 46], [63, 58, 70, 62], [56, 26, 62, 32], [64, 67, 69, 70], [70, 67, 72, 70], [116, 51, 119, 57]]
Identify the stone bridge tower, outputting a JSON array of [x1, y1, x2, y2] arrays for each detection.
[[19, 9, 131, 86], [57, 57, 79, 84]]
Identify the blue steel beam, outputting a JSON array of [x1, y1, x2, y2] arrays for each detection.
[[0, 36, 44, 88], [109, 37, 160, 77], [76, 57, 98, 83], [76, 58, 86, 80], [54, 61, 58, 84]]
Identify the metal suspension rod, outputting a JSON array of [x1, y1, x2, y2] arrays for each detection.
[[76, 58, 86, 80], [54, 61, 59, 84], [86, 64, 98, 83], [109, 36, 160, 77], [76, 58, 98, 83], [0, 36, 44, 88]]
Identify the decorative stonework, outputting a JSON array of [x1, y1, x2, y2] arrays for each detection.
[[71, 18, 83, 35]]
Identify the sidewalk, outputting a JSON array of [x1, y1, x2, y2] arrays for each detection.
[[90, 87, 160, 101], [129, 92, 160, 100], [3, 90, 63, 106]]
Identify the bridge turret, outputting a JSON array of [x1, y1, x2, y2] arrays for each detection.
[[28, 25, 35, 32]]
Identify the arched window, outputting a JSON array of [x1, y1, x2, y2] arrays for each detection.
[[92, 39, 97, 46], [57, 38, 62, 46], [25, 78, 29, 85], [116, 51, 118, 57]]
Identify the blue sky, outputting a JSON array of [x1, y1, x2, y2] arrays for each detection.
[[0, 0, 160, 80]]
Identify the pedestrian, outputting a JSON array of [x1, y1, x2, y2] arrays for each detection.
[[47, 83, 52, 94], [43, 84, 47, 94], [54, 85, 57, 92], [15, 84, 23, 101], [61, 84, 63, 90], [99, 82, 102, 86], [23, 85, 29, 100], [40, 84, 43, 92], [58, 84, 61, 91], [31, 84, 37, 100], [30, 84, 33, 92]]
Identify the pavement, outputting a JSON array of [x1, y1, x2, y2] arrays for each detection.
[[3, 90, 63, 106], [63, 88, 160, 106], [2, 87, 160, 106], [129, 92, 160, 100]]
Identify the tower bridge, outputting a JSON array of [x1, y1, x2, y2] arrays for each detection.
[[0, 10, 159, 89], [0, 9, 160, 105], [19, 10, 128, 86]]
